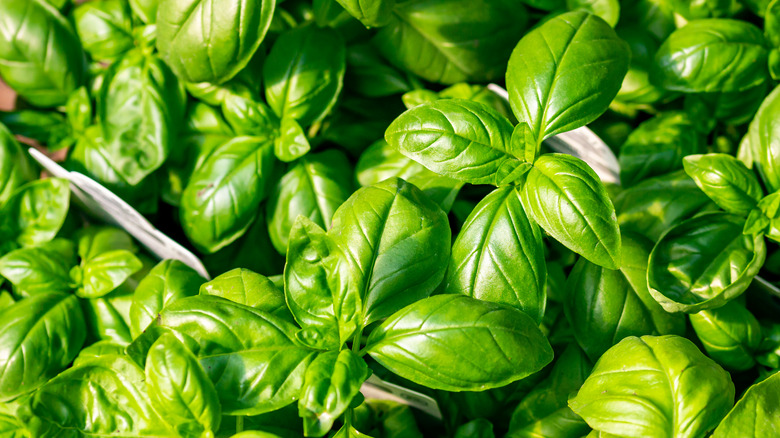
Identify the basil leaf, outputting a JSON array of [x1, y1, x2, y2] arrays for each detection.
[[81, 286, 136, 344], [745, 84, 780, 193], [712, 371, 780, 437], [690, 300, 761, 371], [651, 19, 769, 92], [336, 0, 394, 27], [67, 125, 160, 214], [221, 93, 278, 138], [385, 99, 525, 186], [156, 0, 275, 83], [129, 259, 204, 338], [569, 335, 734, 438], [0, 178, 70, 248], [616, 27, 668, 105], [356, 140, 463, 212], [146, 333, 221, 436], [330, 178, 451, 325], [132, 295, 316, 415], [509, 344, 592, 432], [683, 154, 763, 216], [506, 11, 629, 141], [129, 0, 157, 23], [565, 231, 686, 361], [0, 241, 75, 296], [445, 186, 546, 323], [744, 192, 780, 242], [454, 419, 494, 438], [75, 250, 142, 299], [98, 50, 186, 185], [267, 150, 353, 253], [566, 0, 620, 27], [264, 25, 345, 127], [618, 112, 704, 187], [200, 268, 288, 318], [26, 354, 170, 436], [366, 295, 553, 391], [72, 0, 134, 61], [373, 0, 529, 84], [521, 154, 622, 270], [507, 406, 589, 438], [0, 293, 86, 402], [0, 123, 35, 205], [284, 216, 360, 350], [274, 116, 311, 163], [648, 212, 766, 313], [614, 171, 717, 242], [346, 44, 411, 98], [0, 0, 86, 107], [181, 136, 276, 253], [299, 350, 369, 437]]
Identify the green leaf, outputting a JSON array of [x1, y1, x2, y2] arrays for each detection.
[[299, 350, 369, 437], [274, 116, 311, 163], [365, 295, 553, 391], [76, 250, 143, 298], [566, 0, 620, 27], [0, 122, 36, 205], [73, 340, 127, 367], [651, 19, 769, 92], [330, 178, 451, 325], [569, 335, 734, 438], [221, 93, 278, 138], [0, 0, 86, 107], [72, 0, 134, 61], [264, 25, 345, 127], [521, 154, 621, 270], [345, 44, 411, 98], [690, 300, 761, 371], [0, 240, 75, 296], [506, 11, 629, 141], [712, 371, 780, 437], [454, 419, 494, 438], [26, 354, 170, 436], [267, 150, 353, 253], [284, 216, 360, 350], [385, 99, 526, 186], [77, 226, 136, 262], [744, 84, 780, 193], [565, 231, 686, 361], [146, 333, 221, 436], [445, 186, 546, 323], [130, 295, 316, 415], [614, 171, 718, 242], [683, 154, 763, 216], [509, 344, 592, 431], [744, 192, 780, 242], [98, 50, 186, 185], [181, 136, 276, 253], [648, 212, 766, 313], [129, 259, 204, 338], [372, 0, 529, 84], [336, 0, 394, 27], [156, 0, 275, 83], [618, 112, 704, 187], [129, 0, 157, 23], [81, 286, 136, 344], [355, 140, 463, 212], [200, 268, 288, 318], [0, 178, 70, 248], [0, 293, 86, 402]]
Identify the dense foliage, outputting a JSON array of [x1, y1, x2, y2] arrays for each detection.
[[2, 0, 780, 437]]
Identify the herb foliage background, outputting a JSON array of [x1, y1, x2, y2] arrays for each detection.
[[2, 0, 780, 437]]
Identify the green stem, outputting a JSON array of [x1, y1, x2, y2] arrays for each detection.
[[352, 326, 364, 355], [236, 416, 244, 433]]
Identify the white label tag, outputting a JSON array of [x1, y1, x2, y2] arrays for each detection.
[[360, 375, 443, 419], [28, 149, 211, 279]]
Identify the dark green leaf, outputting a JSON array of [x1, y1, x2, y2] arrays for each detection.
[[648, 212, 766, 313], [683, 154, 763, 216]]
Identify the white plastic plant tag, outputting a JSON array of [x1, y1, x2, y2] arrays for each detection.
[[487, 84, 621, 185], [361, 374, 443, 419], [28, 148, 211, 279]]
